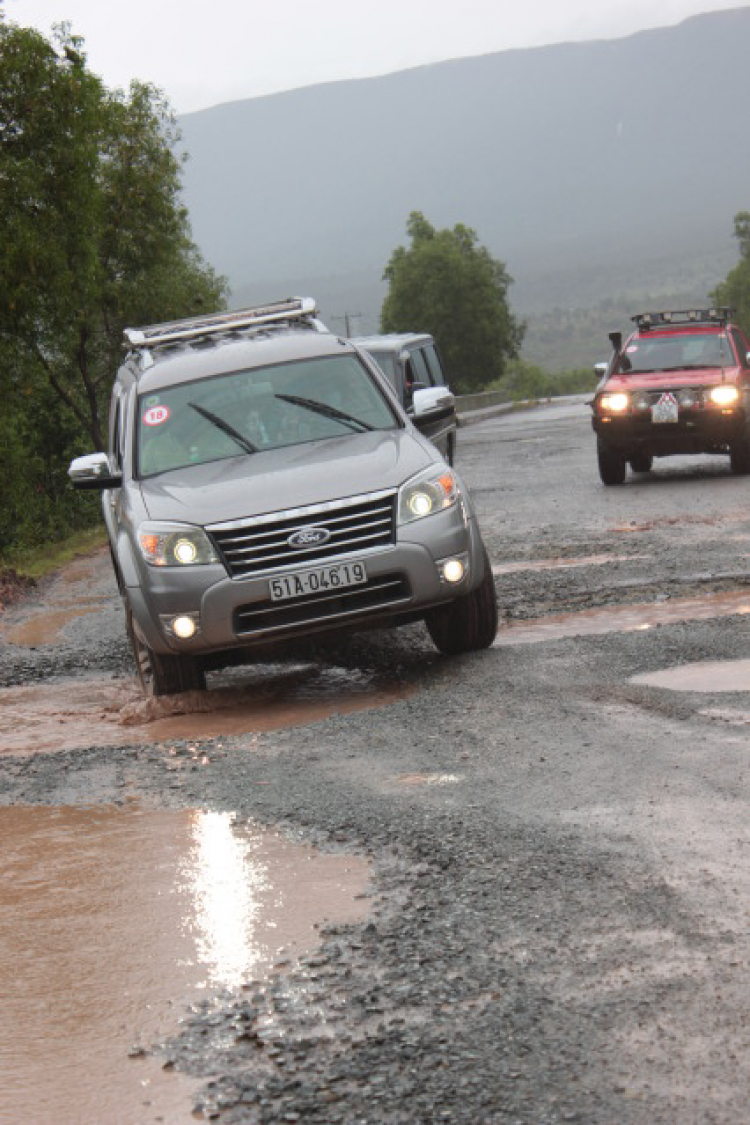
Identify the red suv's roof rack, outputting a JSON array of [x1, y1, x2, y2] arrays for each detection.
[[632, 308, 733, 330]]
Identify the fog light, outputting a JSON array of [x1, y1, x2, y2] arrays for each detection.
[[441, 558, 466, 584], [172, 615, 197, 639]]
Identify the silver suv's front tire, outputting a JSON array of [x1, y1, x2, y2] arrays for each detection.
[[126, 606, 205, 696], [425, 549, 498, 655]]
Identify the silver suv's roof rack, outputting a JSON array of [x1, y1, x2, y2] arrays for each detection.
[[123, 297, 324, 349]]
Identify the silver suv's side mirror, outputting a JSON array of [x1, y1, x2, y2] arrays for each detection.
[[411, 386, 455, 418], [68, 452, 122, 490]]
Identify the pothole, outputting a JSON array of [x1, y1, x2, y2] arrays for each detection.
[[0, 663, 414, 755], [3, 604, 104, 646], [392, 773, 463, 787], [632, 659, 750, 693], [494, 590, 750, 645], [492, 553, 646, 576], [0, 804, 371, 1125]]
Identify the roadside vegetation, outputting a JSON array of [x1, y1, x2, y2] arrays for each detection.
[[0, 18, 226, 566], [486, 360, 595, 402], [381, 211, 524, 394]]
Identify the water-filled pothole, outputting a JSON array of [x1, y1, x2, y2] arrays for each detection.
[[494, 590, 750, 645], [0, 662, 413, 755], [0, 804, 370, 1124], [632, 659, 750, 692]]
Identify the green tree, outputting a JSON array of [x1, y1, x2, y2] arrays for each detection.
[[0, 21, 227, 452], [712, 211, 750, 335], [0, 19, 226, 554], [381, 211, 524, 393]]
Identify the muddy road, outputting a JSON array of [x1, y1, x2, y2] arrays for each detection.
[[1, 399, 748, 1125]]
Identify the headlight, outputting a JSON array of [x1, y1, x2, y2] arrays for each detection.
[[599, 393, 630, 413], [137, 523, 220, 567], [398, 467, 459, 525], [709, 384, 740, 406]]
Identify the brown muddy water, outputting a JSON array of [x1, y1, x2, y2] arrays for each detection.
[[1, 663, 414, 756], [0, 804, 371, 1125], [495, 590, 750, 646]]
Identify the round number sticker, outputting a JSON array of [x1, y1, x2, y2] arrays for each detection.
[[143, 405, 170, 426]]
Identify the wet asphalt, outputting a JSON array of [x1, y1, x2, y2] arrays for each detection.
[[1, 399, 749, 1124]]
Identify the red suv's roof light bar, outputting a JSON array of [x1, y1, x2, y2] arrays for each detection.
[[632, 308, 733, 330]]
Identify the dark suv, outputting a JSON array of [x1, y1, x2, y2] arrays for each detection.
[[68, 299, 497, 696], [591, 308, 750, 484]]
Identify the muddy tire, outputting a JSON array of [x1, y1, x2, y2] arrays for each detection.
[[629, 453, 653, 473], [730, 433, 750, 475], [597, 439, 626, 486], [126, 607, 205, 696], [425, 550, 498, 655]]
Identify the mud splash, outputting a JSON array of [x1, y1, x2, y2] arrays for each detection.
[[0, 804, 371, 1125], [632, 659, 750, 693], [1, 663, 414, 756], [494, 590, 750, 646]]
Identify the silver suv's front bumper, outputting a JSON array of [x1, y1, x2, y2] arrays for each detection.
[[126, 501, 484, 657]]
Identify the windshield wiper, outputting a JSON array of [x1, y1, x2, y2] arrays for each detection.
[[188, 403, 258, 454], [275, 393, 373, 432]]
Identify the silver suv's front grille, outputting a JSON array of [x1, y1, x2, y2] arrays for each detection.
[[208, 490, 397, 578]]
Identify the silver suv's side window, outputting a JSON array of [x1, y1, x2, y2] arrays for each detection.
[[109, 395, 123, 470]]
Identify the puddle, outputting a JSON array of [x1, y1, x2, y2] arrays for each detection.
[[3, 604, 105, 646], [632, 659, 750, 693], [492, 553, 646, 576], [1, 663, 413, 755], [0, 804, 370, 1125], [494, 590, 750, 645]]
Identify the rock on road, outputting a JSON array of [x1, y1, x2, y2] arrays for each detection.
[[1, 398, 748, 1124]]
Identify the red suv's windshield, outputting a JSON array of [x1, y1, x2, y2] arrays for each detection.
[[618, 332, 734, 375]]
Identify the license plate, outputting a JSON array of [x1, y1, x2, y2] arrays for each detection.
[[651, 393, 679, 423], [269, 561, 368, 601]]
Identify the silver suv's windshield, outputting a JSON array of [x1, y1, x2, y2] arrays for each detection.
[[618, 332, 733, 375], [137, 354, 399, 476]]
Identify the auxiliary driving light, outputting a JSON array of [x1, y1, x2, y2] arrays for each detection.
[[441, 558, 466, 584], [171, 615, 198, 640]]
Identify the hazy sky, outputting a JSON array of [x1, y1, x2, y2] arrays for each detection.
[[4, 0, 744, 114]]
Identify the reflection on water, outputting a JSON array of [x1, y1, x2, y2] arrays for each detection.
[[188, 810, 267, 989], [0, 805, 370, 1125]]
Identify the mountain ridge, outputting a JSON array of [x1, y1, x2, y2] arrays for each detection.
[[177, 8, 750, 365]]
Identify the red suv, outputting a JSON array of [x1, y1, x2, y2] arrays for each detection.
[[591, 308, 750, 484]]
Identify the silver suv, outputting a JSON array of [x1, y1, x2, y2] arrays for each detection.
[[69, 299, 497, 696], [351, 333, 457, 464]]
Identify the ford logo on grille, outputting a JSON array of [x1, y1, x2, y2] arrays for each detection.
[[288, 526, 331, 549]]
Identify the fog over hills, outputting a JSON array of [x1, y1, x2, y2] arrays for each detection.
[[178, 8, 750, 362]]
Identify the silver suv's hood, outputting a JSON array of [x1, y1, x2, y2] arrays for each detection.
[[138, 430, 438, 525]]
